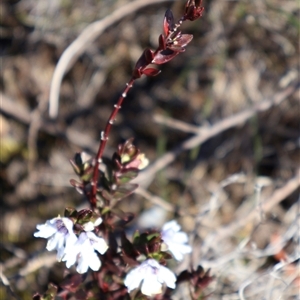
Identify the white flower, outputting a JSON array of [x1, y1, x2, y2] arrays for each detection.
[[124, 259, 176, 296], [63, 231, 108, 274], [34, 217, 77, 260], [161, 220, 192, 261], [82, 217, 103, 232]]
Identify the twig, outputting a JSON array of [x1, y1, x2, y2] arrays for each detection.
[[27, 92, 49, 172], [0, 93, 104, 153], [135, 187, 175, 212], [204, 169, 300, 250], [0, 264, 21, 300], [0, 93, 31, 124], [18, 252, 57, 277], [135, 81, 299, 187], [153, 114, 201, 134]]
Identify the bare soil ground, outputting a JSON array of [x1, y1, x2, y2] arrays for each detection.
[[1, 0, 299, 299]]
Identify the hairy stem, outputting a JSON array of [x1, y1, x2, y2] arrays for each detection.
[[90, 78, 135, 207]]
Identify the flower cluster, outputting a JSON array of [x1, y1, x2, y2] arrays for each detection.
[[122, 220, 192, 296], [34, 213, 194, 296], [34, 216, 108, 274]]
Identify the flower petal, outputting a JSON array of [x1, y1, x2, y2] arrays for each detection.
[[157, 265, 176, 289], [87, 252, 101, 272], [161, 220, 192, 261], [63, 249, 78, 269], [76, 253, 90, 274], [86, 231, 108, 255], [124, 268, 143, 292], [141, 273, 162, 296], [162, 220, 180, 232], [34, 223, 57, 238], [46, 232, 63, 251]]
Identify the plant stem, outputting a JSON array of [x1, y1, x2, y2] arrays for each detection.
[[90, 77, 135, 207], [89, 14, 188, 208]]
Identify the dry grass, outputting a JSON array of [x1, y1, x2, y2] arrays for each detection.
[[1, 0, 299, 299]]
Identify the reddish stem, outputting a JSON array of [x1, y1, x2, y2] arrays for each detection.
[[89, 15, 188, 208], [90, 78, 135, 207]]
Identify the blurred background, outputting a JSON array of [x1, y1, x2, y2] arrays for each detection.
[[1, 0, 299, 299]]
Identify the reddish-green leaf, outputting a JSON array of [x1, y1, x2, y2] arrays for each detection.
[[113, 183, 138, 201], [175, 34, 193, 47], [152, 49, 179, 65], [133, 48, 154, 79], [142, 68, 161, 77], [158, 34, 166, 50], [117, 169, 139, 184], [163, 9, 175, 36]]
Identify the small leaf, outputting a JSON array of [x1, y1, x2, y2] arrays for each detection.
[[146, 232, 160, 241], [143, 68, 161, 77], [70, 158, 81, 175], [121, 232, 140, 263], [144, 48, 154, 63], [133, 230, 140, 241], [74, 152, 83, 167], [113, 183, 138, 201], [77, 209, 93, 223], [158, 34, 166, 50], [184, 0, 204, 21], [168, 45, 186, 53], [81, 173, 93, 182], [132, 68, 142, 79], [70, 179, 84, 194], [152, 49, 179, 65], [36, 284, 58, 300], [70, 179, 82, 188], [164, 9, 175, 36], [64, 207, 78, 218], [117, 169, 139, 184], [100, 189, 113, 202], [167, 33, 193, 52], [117, 138, 139, 163], [175, 34, 193, 47], [133, 48, 154, 79]]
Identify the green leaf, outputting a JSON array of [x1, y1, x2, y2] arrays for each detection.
[[33, 284, 59, 300], [81, 172, 93, 182], [64, 207, 78, 218], [69, 158, 81, 175], [146, 232, 160, 241], [113, 183, 138, 201], [117, 169, 139, 184]]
